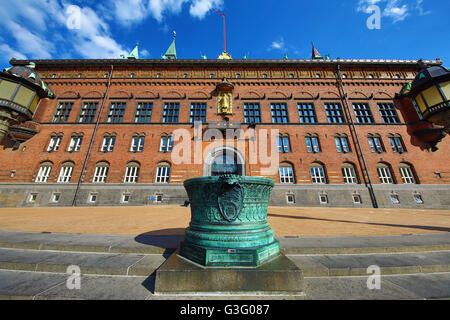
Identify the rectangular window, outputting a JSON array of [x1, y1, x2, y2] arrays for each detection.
[[156, 167, 171, 183], [28, 193, 38, 203], [378, 103, 400, 124], [50, 193, 61, 203], [306, 137, 321, 153], [93, 166, 108, 183], [68, 136, 83, 152], [124, 166, 139, 183], [57, 166, 73, 183], [389, 137, 405, 153], [353, 194, 362, 204], [298, 103, 317, 123], [135, 102, 153, 123], [353, 103, 374, 124], [53, 102, 73, 123], [121, 193, 131, 203], [286, 194, 295, 204], [335, 137, 350, 153], [244, 103, 261, 124], [279, 167, 294, 184], [378, 167, 393, 184], [319, 194, 329, 204], [368, 137, 384, 153], [107, 102, 127, 123], [162, 103, 180, 123], [130, 136, 145, 152], [160, 136, 174, 152], [400, 167, 416, 184], [413, 194, 423, 204], [311, 167, 326, 184], [190, 103, 207, 123], [271, 103, 289, 123], [35, 166, 52, 183], [278, 136, 291, 153], [342, 167, 358, 184], [391, 194, 400, 204], [79, 102, 98, 123], [89, 193, 98, 203], [47, 136, 62, 152], [325, 103, 345, 123], [101, 136, 116, 152]]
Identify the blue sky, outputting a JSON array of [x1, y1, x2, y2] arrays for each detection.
[[0, 0, 448, 68]]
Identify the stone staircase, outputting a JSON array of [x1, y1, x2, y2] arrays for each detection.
[[0, 230, 449, 300]]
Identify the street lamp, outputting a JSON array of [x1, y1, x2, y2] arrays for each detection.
[[408, 66, 450, 133], [0, 63, 55, 144]]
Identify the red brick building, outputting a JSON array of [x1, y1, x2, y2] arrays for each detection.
[[0, 54, 449, 209]]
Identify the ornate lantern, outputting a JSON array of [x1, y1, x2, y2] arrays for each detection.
[[0, 63, 55, 144]]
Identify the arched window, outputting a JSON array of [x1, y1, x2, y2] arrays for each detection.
[[279, 162, 295, 184], [335, 134, 350, 153], [310, 162, 327, 184], [124, 162, 140, 183], [160, 134, 174, 152], [377, 162, 394, 184], [156, 162, 171, 183], [35, 162, 53, 183], [93, 162, 109, 183], [277, 134, 291, 153], [388, 134, 406, 153], [368, 133, 384, 153], [342, 162, 358, 184], [57, 162, 75, 183], [399, 163, 417, 184]]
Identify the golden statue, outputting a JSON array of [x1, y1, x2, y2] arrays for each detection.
[[218, 91, 233, 115]]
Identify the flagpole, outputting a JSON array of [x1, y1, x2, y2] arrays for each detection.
[[213, 9, 226, 53]]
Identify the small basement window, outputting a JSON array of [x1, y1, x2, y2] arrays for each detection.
[[413, 194, 424, 204], [353, 194, 362, 204], [286, 194, 295, 204], [28, 193, 38, 203], [51, 193, 61, 203], [390, 194, 400, 204], [89, 193, 98, 203], [319, 194, 328, 204], [122, 193, 131, 203]]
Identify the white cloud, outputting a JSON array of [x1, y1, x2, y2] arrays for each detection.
[[416, 0, 431, 16], [270, 38, 285, 50], [357, 0, 410, 22], [190, 0, 223, 19], [0, 44, 27, 61]]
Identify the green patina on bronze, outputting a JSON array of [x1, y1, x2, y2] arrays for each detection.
[[179, 175, 281, 268]]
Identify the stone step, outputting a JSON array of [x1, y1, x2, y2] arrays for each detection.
[[1, 231, 450, 255], [0, 269, 449, 300], [0, 248, 167, 276], [287, 251, 450, 277]]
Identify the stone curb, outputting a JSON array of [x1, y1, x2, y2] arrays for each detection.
[[282, 245, 450, 255]]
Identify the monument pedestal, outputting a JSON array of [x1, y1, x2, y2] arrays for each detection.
[[154, 251, 305, 297]]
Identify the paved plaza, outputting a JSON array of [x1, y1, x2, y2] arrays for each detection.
[[0, 206, 448, 237]]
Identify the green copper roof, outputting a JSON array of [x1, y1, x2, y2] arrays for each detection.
[[162, 32, 177, 60], [128, 43, 139, 60]]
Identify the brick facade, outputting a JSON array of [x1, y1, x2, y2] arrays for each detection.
[[0, 58, 449, 208]]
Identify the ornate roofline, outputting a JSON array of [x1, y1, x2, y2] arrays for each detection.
[[9, 58, 443, 69]]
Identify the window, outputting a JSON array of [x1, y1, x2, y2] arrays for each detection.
[[286, 194, 295, 204], [160, 135, 174, 152], [190, 103, 207, 123], [399, 164, 416, 184], [156, 163, 171, 183], [101, 136, 116, 152], [353, 194, 362, 204], [305, 136, 321, 153], [236, 73, 241, 79], [53, 102, 73, 123], [298, 103, 317, 123], [107, 102, 126, 123], [130, 136, 145, 152], [271, 103, 289, 123], [244, 103, 261, 124], [162, 103, 180, 123], [413, 194, 424, 204], [278, 135, 291, 153], [310, 163, 327, 184], [378, 103, 400, 124], [368, 135, 384, 153], [325, 103, 346, 123], [390, 194, 400, 204], [57, 163, 74, 183], [377, 163, 394, 184], [68, 135, 83, 152], [35, 162, 52, 183], [93, 162, 109, 183], [46, 136, 62, 152], [79, 102, 98, 123], [130, 73, 135, 78], [353, 103, 374, 124], [121, 193, 131, 203], [124, 163, 140, 183], [335, 136, 350, 153], [51, 193, 61, 203], [342, 163, 358, 184], [89, 193, 98, 203], [134, 102, 153, 123], [279, 163, 295, 184], [210, 74, 215, 78], [28, 193, 38, 203], [319, 194, 328, 204], [389, 136, 406, 153]]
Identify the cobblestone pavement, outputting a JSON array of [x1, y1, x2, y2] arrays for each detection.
[[0, 206, 448, 236]]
